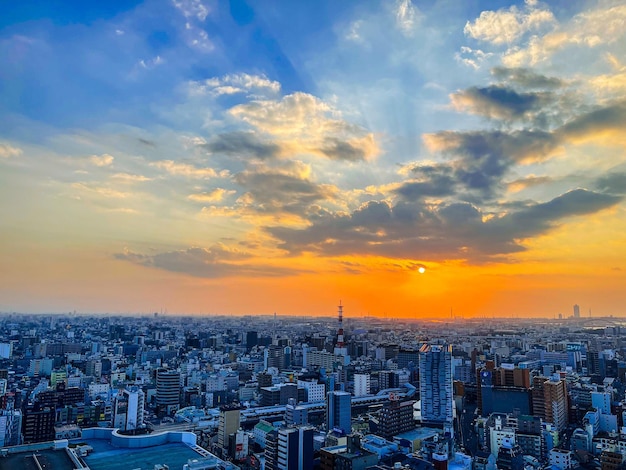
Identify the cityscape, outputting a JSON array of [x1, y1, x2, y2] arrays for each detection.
[[2, 0, 626, 469], [1, 306, 626, 470]]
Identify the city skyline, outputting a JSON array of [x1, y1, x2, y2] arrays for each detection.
[[1, 0, 625, 318]]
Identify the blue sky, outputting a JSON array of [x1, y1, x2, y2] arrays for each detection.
[[1, 0, 625, 316]]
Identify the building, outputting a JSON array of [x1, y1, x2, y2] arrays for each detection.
[[496, 437, 524, 470], [265, 430, 279, 470], [285, 398, 309, 426], [277, 426, 315, 470], [574, 304, 580, 318], [549, 448, 574, 470], [326, 391, 352, 435], [156, 369, 181, 414], [22, 403, 55, 444], [298, 380, 326, 402], [419, 344, 453, 429], [354, 374, 371, 397], [218, 403, 242, 456], [377, 399, 416, 440], [541, 376, 568, 432], [0, 409, 22, 446], [113, 386, 145, 431]]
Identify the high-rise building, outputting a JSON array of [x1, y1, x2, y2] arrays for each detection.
[[377, 399, 417, 440], [354, 374, 371, 397], [218, 403, 242, 455], [326, 391, 351, 434], [156, 369, 181, 414], [0, 409, 22, 446], [573, 304, 580, 318], [113, 386, 145, 431], [419, 343, 453, 428], [532, 375, 568, 432], [277, 426, 315, 470], [22, 403, 55, 444], [246, 331, 258, 351]]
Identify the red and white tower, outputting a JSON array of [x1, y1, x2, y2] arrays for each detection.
[[334, 301, 349, 363]]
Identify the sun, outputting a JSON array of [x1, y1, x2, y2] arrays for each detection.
[[418, 266, 426, 274]]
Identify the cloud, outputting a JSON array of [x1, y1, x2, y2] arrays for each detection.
[[268, 189, 620, 261], [507, 175, 552, 193], [423, 129, 560, 196], [233, 167, 338, 216], [189, 73, 281, 97], [150, 160, 224, 179], [502, 3, 626, 67], [450, 85, 554, 121], [229, 92, 379, 161], [464, 1, 555, 45], [455, 46, 493, 69], [111, 172, 153, 182], [172, 0, 209, 21], [394, 0, 422, 37], [114, 244, 299, 278], [490, 67, 564, 89], [595, 172, 626, 195], [88, 154, 114, 167], [71, 182, 130, 199], [202, 131, 281, 160], [188, 188, 236, 203], [0, 143, 22, 158]]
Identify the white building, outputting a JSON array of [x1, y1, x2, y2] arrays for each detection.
[[489, 416, 516, 457], [113, 386, 145, 431], [354, 374, 371, 397], [549, 448, 573, 469], [298, 380, 325, 402]]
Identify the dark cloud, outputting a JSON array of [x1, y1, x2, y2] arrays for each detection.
[[558, 100, 626, 138], [491, 67, 565, 89], [318, 138, 366, 161], [595, 172, 626, 195], [114, 245, 300, 278], [451, 85, 554, 121], [395, 165, 456, 199], [428, 129, 559, 197], [138, 138, 156, 147], [203, 131, 281, 160], [233, 170, 336, 214], [267, 190, 620, 262]]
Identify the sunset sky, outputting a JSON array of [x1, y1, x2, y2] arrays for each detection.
[[1, 0, 625, 318]]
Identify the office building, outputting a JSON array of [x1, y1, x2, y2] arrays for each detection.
[[218, 403, 242, 455], [156, 369, 181, 414], [419, 343, 453, 427], [326, 391, 352, 434], [277, 426, 315, 470]]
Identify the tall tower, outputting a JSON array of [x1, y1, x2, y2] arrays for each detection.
[[573, 304, 580, 318], [333, 302, 349, 361], [419, 343, 453, 431]]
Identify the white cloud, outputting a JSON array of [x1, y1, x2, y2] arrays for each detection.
[[455, 46, 494, 69], [150, 160, 225, 179], [464, 1, 555, 45], [501, 3, 626, 67], [111, 172, 152, 182], [172, 0, 209, 21], [189, 73, 281, 97], [0, 143, 22, 159], [139, 55, 164, 69], [394, 0, 422, 37], [345, 20, 364, 43], [89, 154, 114, 167]]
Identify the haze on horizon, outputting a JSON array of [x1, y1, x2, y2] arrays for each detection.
[[1, 0, 625, 319]]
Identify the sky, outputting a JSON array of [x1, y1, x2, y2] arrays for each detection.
[[1, 0, 625, 319]]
